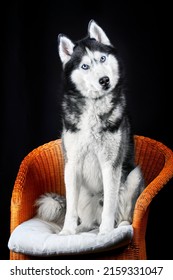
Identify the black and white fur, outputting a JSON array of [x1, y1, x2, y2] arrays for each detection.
[[36, 20, 144, 235]]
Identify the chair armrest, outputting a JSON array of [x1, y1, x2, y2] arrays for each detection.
[[10, 139, 65, 233], [133, 141, 173, 229]]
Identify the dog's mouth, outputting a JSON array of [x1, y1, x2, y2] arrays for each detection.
[[102, 84, 110, 91]]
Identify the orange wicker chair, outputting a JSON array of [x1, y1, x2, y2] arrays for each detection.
[[9, 135, 173, 260]]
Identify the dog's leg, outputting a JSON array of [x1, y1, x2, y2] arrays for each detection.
[[99, 163, 121, 235], [60, 161, 80, 235], [116, 166, 144, 226]]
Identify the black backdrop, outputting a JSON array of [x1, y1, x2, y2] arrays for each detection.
[[1, 0, 172, 259]]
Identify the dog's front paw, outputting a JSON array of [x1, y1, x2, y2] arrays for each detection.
[[99, 219, 114, 235], [59, 215, 78, 235], [59, 228, 77, 235], [59, 229, 72, 235], [99, 227, 113, 235]]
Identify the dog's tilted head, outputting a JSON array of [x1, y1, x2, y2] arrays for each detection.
[[58, 20, 120, 99]]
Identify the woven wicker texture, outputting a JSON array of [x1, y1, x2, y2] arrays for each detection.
[[9, 135, 173, 260]]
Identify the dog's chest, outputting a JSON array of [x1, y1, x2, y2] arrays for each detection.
[[79, 96, 112, 139], [63, 94, 122, 163]]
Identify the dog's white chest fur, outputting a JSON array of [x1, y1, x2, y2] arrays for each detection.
[[80, 95, 111, 138], [63, 96, 122, 195]]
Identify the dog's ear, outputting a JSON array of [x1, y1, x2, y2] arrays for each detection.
[[58, 34, 75, 65], [88, 20, 111, 46]]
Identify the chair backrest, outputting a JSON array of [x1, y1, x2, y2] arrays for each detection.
[[134, 136, 166, 186], [29, 136, 168, 195], [28, 139, 66, 195]]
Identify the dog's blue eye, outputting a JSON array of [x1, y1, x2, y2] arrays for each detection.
[[100, 56, 106, 63], [81, 64, 90, 70]]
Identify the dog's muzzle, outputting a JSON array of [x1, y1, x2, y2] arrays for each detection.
[[99, 76, 110, 90]]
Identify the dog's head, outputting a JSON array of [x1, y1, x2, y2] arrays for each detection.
[[58, 20, 120, 99]]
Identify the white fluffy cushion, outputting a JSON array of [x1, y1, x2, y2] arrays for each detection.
[[8, 218, 133, 256]]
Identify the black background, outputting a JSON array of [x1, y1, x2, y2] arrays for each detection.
[[1, 0, 172, 259]]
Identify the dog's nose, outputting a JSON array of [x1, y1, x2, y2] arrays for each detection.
[[99, 76, 110, 88]]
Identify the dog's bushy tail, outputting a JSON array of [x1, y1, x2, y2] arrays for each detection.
[[35, 193, 66, 226]]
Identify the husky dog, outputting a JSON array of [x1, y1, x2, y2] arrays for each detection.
[[36, 20, 144, 235]]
